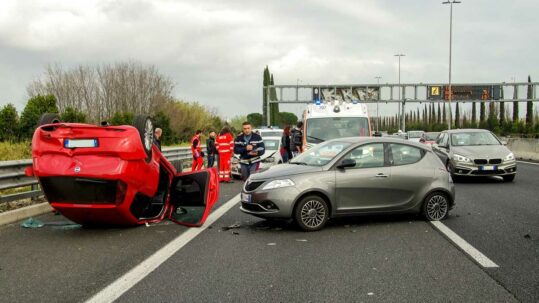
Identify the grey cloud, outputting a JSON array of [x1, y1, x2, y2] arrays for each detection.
[[0, 0, 537, 119]]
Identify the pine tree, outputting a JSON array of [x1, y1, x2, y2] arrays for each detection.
[[513, 82, 519, 122], [471, 102, 477, 127], [269, 73, 279, 126], [526, 75, 534, 127], [437, 103, 441, 124], [499, 87, 505, 125], [262, 66, 270, 124], [480, 101, 486, 123], [455, 102, 460, 128], [431, 103, 435, 124], [442, 103, 447, 126]]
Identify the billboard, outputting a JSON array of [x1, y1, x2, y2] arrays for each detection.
[[313, 86, 380, 102], [427, 85, 502, 100]]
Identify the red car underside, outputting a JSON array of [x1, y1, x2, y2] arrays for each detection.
[[30, 123, 218, 226]]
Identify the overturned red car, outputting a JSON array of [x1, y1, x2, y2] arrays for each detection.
[[26, 113, 219, 226]]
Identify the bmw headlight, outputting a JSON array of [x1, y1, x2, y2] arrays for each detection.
[[503, 152, 515, 162], [262, 179, 295, 190], [453, 154, 471, 163]]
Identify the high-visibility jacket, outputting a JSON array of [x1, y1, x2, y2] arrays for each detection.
[[191, 134, 201, 157], [216, 133, 234, 154]]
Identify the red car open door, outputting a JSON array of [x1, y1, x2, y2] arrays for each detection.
[[168, 168, 219, 227]]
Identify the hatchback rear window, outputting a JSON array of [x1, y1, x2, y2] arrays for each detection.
[[390, 144, 424, 166]]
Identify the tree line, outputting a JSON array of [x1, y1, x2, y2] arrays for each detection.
[[0, 62, 300, 146], [378, 99, 539, 137]]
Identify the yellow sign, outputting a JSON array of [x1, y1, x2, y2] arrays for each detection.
[[431, 86, 440, 96]]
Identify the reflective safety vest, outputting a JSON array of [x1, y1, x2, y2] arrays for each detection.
[[191, 134, 201, 156], [216, 133, 234, 154]]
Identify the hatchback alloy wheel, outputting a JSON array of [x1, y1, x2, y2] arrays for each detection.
[[295, 195, 329, 231], [423, 193, 449, 221]]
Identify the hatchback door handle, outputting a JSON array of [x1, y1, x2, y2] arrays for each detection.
[[375, 173, 388, 178]]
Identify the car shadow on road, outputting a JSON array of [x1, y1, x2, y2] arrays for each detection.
[[232, 213, 427, 234], [453, 176, 505, 184]]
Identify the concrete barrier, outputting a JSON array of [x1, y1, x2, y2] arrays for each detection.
[[0, 202, 53, 226], [507, 138, 539, 161]]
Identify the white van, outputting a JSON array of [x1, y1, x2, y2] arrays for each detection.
[[302, 101, 371, 149]]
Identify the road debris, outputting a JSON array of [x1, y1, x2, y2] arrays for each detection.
[[20, 217, 44, 228], [222, 223, 241, 231], [296, 239, 308, 242], [232, 231, 240, 235], [267, 243, 276, 246], [523, 234, 531, 239], [368, 292, 374, 296]]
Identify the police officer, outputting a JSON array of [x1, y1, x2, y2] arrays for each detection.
[[234, 122, 265, 181]]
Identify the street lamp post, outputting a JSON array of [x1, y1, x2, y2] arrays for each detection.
[[375, 76, 382, 132], [394, 54, 405, 131], [443, 0, 461, 130]]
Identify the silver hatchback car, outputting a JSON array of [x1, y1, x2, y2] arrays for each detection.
[[240, 137, 455, 231]]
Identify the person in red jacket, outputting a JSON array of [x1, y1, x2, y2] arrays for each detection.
[[191, 130, 204, 171], [216, 126, 234, 182]]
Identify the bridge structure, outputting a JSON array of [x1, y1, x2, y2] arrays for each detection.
[[264, 81, 539, 131]]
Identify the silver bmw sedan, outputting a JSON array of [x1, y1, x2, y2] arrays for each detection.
[[240, 137, 455, 231]]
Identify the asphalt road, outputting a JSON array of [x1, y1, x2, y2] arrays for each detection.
[[1, 163, 538, 302], [0, 183, 240, 303]]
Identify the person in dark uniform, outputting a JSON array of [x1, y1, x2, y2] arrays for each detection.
[[153, 128, 162, 151], [206, 131, 218, 168], [234, 122, 265, 181]]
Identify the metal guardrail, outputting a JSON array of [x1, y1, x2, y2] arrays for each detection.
[[0, 147, 197, 205]]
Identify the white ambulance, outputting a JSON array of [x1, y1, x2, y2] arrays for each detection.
[[302, 100, 372, 150]]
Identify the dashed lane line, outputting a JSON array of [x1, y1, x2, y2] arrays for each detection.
[[430, 220, 499, 268], [85, 194, 241, 303]]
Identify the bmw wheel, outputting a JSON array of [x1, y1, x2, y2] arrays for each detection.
[[133, 115, 154, 162], [294, 195, 329, 232], [422, 192, 449, 221]]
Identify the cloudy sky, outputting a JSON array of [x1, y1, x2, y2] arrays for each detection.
[[0, 0, 537, 119]]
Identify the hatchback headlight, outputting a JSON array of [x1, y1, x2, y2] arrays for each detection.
[[503, 152, 515, 162], [262, 179, 295, 190], [453, 154, 471, 163]]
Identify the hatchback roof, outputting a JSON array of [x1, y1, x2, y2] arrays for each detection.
[[326, 136, 429, 150], [443, 128, 492, 134]]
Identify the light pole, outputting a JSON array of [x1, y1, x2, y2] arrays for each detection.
[[375, 76, 382, 132], [394, 54, 405, 131], [443, 0, 461, 130]]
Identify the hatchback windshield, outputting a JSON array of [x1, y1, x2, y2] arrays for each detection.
[[306, 117, 370, 143], [290, 141, 351, 166], [451, 132, 500, 146]]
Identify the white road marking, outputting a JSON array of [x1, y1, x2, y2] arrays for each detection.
[[517, 160, 539, 166], [430, 221, 499, 268], [85, 194, 241, 303]]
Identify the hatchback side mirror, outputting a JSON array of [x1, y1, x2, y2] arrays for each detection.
[[337, 159, 356, 169]]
